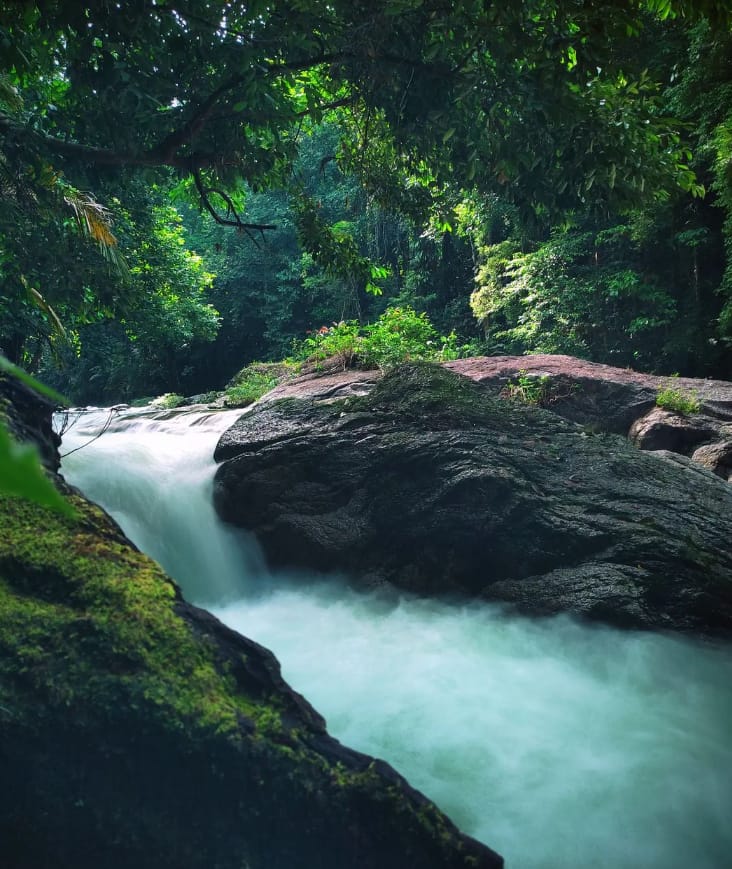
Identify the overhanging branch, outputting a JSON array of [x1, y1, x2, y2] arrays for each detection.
[[192, 171, 276, 245], [0, 112, 204, 171]]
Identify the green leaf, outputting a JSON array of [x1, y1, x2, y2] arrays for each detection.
[[0, 424, 76, 517]]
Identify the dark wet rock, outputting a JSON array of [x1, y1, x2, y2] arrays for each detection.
[[0, 371, 61, 471], [629, 407, 720, 454], [1, 373, 503, 869], [214, 363, 732, 636]]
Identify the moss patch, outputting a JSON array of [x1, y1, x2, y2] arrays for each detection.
[[345, 361, 572, 433], [0, 484, 504, 869], [0, 491, 279, 738]]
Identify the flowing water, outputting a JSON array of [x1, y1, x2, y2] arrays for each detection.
[[60, 407, 732, 869]]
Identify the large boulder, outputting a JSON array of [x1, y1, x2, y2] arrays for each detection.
[[691, 440, 732, 480], [238, 355, 732, 475], [214, 363, 732, 636], [0, 375, 502, 869]]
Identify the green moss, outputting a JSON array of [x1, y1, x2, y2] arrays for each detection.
[[0, 479, 496, 867], [0, 492, 275, 738], [224, 374, 279, 408], [228, 360, 299, 388], [150, 393, 187, 409], [347, 361, 561, 432], [224, 360, 300, 407]]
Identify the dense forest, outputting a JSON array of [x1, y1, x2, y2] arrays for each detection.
[[1, 0, 731, 404]]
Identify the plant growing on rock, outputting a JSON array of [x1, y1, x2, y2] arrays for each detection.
[[656, 387, 701, 415], [501, 371, 553, 406], [150, 393, 187, 409], [500, 369, 581, 407], [224, 371, 279, 407], [294, 321, 363, 370], [362, 307, 460, 370]]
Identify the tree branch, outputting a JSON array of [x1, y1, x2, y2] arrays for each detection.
[[148, 75, 249, 162], [192, 171, 276, 245], [0, 112, 205, 171]]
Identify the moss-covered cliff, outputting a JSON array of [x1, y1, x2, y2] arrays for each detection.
[[0, 374, 502, 869]]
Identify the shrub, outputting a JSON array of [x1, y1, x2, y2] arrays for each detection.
[[227, 360, 299, 387], [224, 371, 279, 407], [656, 387, 701, 415], [500, 370, 582, 407], [293, 307, 463, 371], [198, 390, 221, 404], [293, 321, 363, 370], [501, 371, 552, 406], [150, 393, 186, 409]]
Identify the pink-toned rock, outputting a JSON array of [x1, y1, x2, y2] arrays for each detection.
[[447, 355, 732, 433], [629, 407, 718, 454], [261, 367, 380, 404], [447, 355, 732, 404], [251, 354, 732, 447], [691, 441, 732, 480]]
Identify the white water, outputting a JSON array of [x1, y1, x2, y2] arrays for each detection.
[[60, 408, 732, 869]]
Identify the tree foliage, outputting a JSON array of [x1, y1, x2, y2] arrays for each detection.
[[1, 0, 722, 223], [1, 0, 731, 398], [38, 196, 219, 404]]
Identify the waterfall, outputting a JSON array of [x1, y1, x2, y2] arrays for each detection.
[[60, 406, 732, 869]]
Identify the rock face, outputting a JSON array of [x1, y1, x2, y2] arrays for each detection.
[[691, 440, 732, 480], [447, 355, 732, 478], [0, 374, 502, 869], [628, 407, 721, 453], [214, 363, 732, 636], [0, 371, 61, 471], [446, 354, 732, 432]]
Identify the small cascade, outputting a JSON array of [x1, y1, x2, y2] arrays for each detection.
[[60, 406, 266, 605]]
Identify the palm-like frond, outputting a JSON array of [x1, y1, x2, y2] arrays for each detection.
[[61, 184, 129, 277]]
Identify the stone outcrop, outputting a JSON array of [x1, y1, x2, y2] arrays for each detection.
[[447, 355, 732, 477], [0, 374, 503, 869], [261, 365, 380, 404], [214, 363, 732, 636], [0, 371, 61, 471], [446, 354, 732, 432], [691, 440, 732, 480], [225, 355, 732, 479], [628, 407, 722, 453]]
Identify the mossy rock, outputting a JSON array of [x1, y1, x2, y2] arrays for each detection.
[[0, 478, 501, 869], [226, 360, 300, 390]]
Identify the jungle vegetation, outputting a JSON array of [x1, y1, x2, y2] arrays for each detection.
[[0, 0, 731, 406]]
